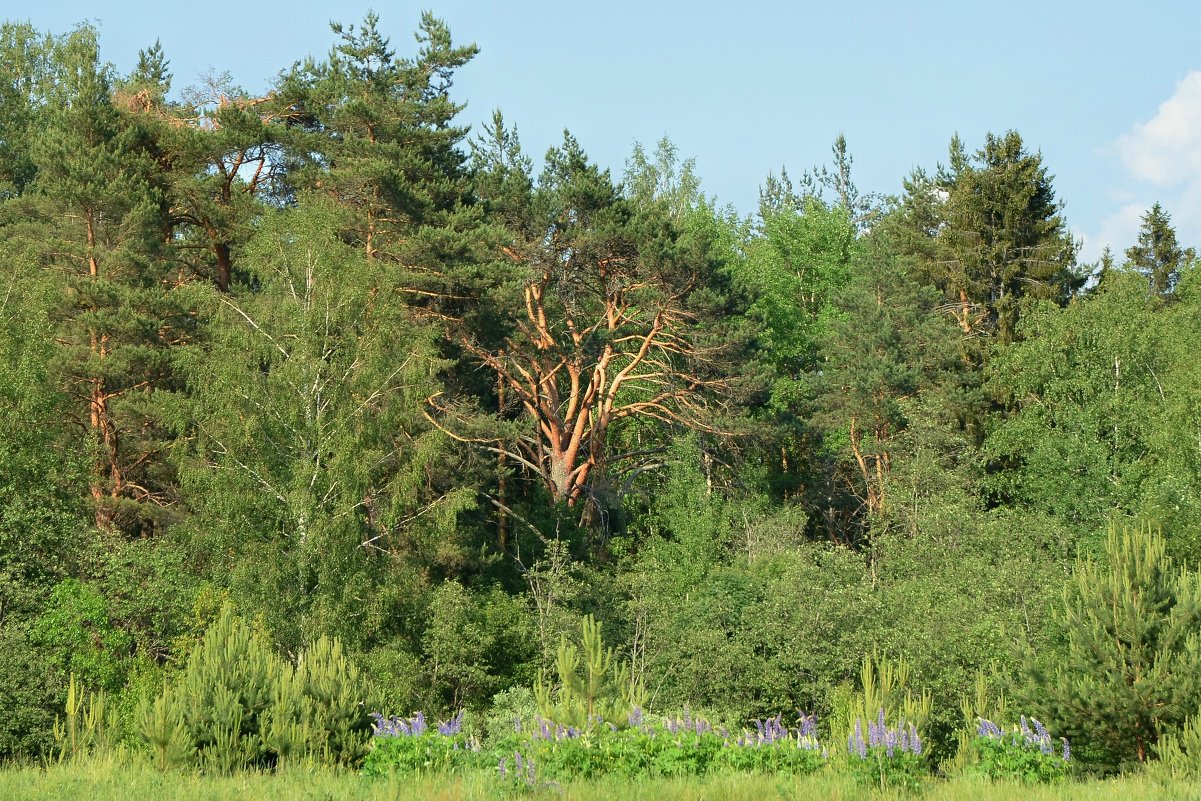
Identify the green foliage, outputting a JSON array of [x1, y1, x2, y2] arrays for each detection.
[[984, 273, 1201, 548], [2, 12, 1200, 782], [147, 602, 370, 772], [535, 615, 645, 729], [0, 624, 59, 760], [1124, 203, 1196, 299], [898, 131, 1078, 346], [138, 684, 188, 772], [3, 760, 1196, 801], [363, 721, 826, 782], [522, 729, 825, 780], [737, 192, 855, 389], [421, 583, 536, 712], [1153, 707, 1201, 781], [29, 580, 133, 693], [950, 670, 1009, 771], [969, 731, 1070, 784], [169, 603, 278, 771], [1032, 524, 1201, 771], [361, 733, 472, 778], [171, 200, 475, 650], [299, 635, 373, 766], [0, 243, 89, 619], [846, 747, 926, 792]]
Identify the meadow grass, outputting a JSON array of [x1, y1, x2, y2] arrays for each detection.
[[3, 757, 1200, 801]]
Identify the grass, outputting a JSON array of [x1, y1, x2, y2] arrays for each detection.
[[2, 757, 1199, 801]]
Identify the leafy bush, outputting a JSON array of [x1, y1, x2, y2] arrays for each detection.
[[0, 624, 59, 760], [28, 579, 133, 693], [361, 707, 826, 781], [968, 716, 1070, 783], [361, 711, 480, 777]]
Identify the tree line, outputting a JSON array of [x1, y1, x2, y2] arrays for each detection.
[[1, 14, 1199, 771]]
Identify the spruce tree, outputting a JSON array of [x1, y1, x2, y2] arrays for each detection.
[[1125, 202, 1196, 300], [897, 131, 1079, 346]]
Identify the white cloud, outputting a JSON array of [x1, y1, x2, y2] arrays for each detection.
[[1077, 203, 1145, 264], [1117, 71, 1201, 186], [1082, 71, 1201, 262]]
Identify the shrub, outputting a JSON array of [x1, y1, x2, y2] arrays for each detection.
[[361, 711, 478, 777], [28, 579, 132, 693], [969, 715, 1070, 783], [0, 624, 59, 760]]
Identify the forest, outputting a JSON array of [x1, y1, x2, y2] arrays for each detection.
[[2, 11, 1201, 795]]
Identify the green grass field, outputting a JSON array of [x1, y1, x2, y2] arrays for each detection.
[[3, 759, 1199, 801]]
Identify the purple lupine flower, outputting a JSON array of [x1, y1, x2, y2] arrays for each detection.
[[437, 710, 464, 736], [498, 757, 507, 779], [525, 757, 537, 785], [868, 710, 885, 748], [1020, 715, 1033, 744], [630, 707, 643, 726], [514, 751, 523, 772], [910, 724, 922, 756], [1034, 721, 1053, 754], [1062, 738, 1071, 762]]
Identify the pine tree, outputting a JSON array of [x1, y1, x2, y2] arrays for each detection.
[[273, 11, 478, 263], [814, 227, 960, 530], [11, 26, 188, 533], [1033, 524, 1201, 769]]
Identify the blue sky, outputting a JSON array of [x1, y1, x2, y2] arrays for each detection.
[[15, 1, 1201, 262]]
